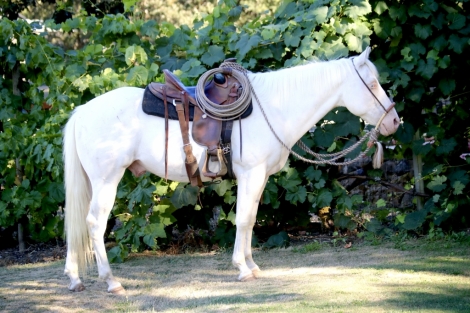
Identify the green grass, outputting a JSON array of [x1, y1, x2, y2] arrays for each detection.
[[0, 236, 469, 313], [292, 240, 323, 253]]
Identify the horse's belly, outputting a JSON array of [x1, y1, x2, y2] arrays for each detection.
[[135, 114, 213, 182]]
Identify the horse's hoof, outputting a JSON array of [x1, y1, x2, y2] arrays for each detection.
[[69, 283, 86, 292], [109, 286, 126, 295], [239, 273, 256, 282], [251, 268, 261, 278]]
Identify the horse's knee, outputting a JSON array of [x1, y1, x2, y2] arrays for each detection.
[[235, 218, 255, 230]]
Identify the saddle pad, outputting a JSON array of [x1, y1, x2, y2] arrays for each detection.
[[141, 86, 253, 121], [142, 86, 195, 120]]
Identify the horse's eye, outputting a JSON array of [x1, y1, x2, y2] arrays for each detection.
[[214, 73, 226, 84], [370, 83, 377, 89]]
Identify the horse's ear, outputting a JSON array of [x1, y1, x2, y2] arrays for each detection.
[[355, 47, 371, 65]]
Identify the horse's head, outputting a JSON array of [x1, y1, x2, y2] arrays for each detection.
[[341, 47, 400, 136]]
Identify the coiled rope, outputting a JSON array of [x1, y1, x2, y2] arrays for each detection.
[[195, 62, 384, 168], [195, 62, 252, 120]]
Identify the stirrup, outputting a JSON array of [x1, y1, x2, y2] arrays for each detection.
[[202, 148, 228, 178]]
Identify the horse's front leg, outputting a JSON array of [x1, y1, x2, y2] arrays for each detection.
[[232, 167, 267, 281], [243, 177, 267, 278], [87, 180, 126, 294]]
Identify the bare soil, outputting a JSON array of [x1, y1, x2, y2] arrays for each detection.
[[0, 227, 342, 267], [0, 242, 67, 267]]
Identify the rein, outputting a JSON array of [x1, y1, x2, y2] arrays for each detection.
[[195, 58, 394, 169]]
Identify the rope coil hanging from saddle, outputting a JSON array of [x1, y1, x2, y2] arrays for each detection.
[[195, 62, 252, 121], [197, 61, 386, 169]]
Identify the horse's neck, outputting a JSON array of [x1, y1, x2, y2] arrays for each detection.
[[249, 60, 349, 146]]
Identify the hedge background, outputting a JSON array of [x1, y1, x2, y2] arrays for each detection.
[[0, 0, 469, 259]]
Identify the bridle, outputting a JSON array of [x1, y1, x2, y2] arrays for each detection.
[[352, 58, 395, 116], [288, 57, 398, 166]]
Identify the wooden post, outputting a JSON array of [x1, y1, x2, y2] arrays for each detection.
[[15, 156, 26, 253], [18, 223, 25, 252], [412, 131, 424, 210], [13, 63, 26, 252]]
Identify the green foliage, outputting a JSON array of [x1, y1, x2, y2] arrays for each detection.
[[1, 0, 469, 256], [368, 0, 470, 232], [0, 18, 67, 242], [263, 231, 290, 249], [292, 241, 323, 253]]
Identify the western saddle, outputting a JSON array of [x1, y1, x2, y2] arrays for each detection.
[[146, 60, 250, 187]]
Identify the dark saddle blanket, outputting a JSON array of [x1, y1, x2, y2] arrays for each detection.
[[142, 87, 196, 121]]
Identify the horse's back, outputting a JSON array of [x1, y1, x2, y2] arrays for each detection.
[[75, 87, 144, 115]]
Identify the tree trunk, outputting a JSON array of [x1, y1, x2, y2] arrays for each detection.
[[412, 131, 424, 210]]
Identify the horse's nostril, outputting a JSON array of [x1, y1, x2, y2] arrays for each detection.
[[394, 118, 400, 126]]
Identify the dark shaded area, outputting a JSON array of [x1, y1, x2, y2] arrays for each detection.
[[0, 0, 55, 20], [0, 241, 66, 266], [82, 0, 124, 18], [0, 0, 124, 22], [0, 223, 335, 267], [51, 9, 73, 23]]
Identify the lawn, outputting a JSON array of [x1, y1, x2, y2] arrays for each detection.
[[0, 237, 469, 313]]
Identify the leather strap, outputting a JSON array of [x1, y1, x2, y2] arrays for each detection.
[[221, 120, 234, 178], [239, 117, 243, 161], [175, 92, 202, 187], [176, 96, 190, 145], [163, 86, 169, 180]]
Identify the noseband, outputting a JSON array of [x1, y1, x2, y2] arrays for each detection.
[[352, 58, 395, 114]]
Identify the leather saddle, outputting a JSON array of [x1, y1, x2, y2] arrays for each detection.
[[143, 62, 252, 187]]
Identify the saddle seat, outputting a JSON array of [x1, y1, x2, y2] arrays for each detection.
[[148, 68, 239, 107], [148, 70, 197, 105], [144, 62, 250, 186]]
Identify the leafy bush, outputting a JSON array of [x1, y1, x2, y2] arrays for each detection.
[[1, 0, 468, 257], [368, 0, 470, 231]]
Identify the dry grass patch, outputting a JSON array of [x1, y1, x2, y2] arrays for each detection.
[[0, 238, 469, 313]]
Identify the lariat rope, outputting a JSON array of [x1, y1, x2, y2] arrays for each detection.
[[195, 64, 252, 120], [195, 60, 388, 168]]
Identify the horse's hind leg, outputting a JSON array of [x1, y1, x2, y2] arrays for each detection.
[[87, 173, 126, 294], [65, 251, 86, 291]]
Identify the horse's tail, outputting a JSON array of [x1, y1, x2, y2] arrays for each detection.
[[63, 111, 93, 274]]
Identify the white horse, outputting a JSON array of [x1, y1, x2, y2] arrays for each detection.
[[63, 47, 400, 294]]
